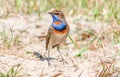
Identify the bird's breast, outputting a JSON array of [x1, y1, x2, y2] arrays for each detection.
[[49, 25, 69, 47], [53, 25, 69, 35]]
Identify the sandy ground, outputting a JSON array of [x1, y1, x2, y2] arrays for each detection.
[[0, 14, 120, 77]]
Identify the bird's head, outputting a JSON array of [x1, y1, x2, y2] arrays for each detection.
[[48, 10, 66, 22]]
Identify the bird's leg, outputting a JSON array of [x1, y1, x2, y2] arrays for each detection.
[[57, 46, 64, 61], [47, 48, 50, 66]]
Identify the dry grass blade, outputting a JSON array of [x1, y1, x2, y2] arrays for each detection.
[[52, 72, 63, 77], [78, 70, 83, 77], [116, 71, 120, 77], [39, 67, 45, 77], [99, 58, 116, 77], [37, 36, 46, 38]]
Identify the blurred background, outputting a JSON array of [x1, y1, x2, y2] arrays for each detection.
[[0, 0, 120, 24]]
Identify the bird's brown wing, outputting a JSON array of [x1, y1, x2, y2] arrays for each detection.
[[46, 26, 53, 50]]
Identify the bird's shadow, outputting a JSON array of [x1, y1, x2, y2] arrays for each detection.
[[33, 52, 55, 61]]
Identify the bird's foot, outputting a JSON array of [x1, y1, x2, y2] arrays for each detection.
[[56, 58, 69, 65], [57, 58, 64, 62], [62, 60, 69, 65]]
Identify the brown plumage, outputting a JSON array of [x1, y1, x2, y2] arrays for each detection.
[[46, 10, 69, 65]]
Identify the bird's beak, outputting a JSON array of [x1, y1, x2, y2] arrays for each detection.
[[48, 12, 52, 14]]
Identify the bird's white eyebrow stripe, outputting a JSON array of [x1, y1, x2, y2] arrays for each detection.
[[54, 12, 63, 15]]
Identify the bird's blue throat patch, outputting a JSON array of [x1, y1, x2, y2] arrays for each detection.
[[52, 21, 66, 31], [51, 15, 66, 31]]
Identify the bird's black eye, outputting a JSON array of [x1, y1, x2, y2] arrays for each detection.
[[55, 13, 59, 15]]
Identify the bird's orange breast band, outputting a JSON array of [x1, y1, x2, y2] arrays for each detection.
[[54, 21, 61, 25], [54, 26, 69, 34]]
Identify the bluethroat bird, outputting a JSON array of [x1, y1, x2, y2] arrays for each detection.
[[46, 10, 69, 65]]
